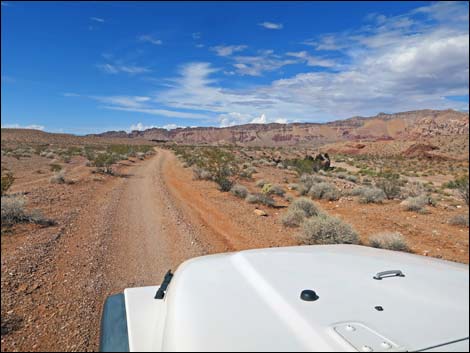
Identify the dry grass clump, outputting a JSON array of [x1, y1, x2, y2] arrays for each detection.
[[255, 179, 268, 188], [1, 172, 14, 196], [369, 232, 410, 252], [193, 166, 212, 180]]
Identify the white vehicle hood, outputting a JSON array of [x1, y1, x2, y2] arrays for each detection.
[[125, 245, 469, 352]]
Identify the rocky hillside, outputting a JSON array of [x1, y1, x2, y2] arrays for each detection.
[[93, 109, 469, 147]]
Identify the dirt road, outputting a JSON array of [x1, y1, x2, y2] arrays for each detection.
[[3, 148, 285, 351]]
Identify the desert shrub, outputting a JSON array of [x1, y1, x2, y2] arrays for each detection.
[[216, 177, 233, 192], [299, 174, 323, 190], [50, 171, 65, 184], [289, 197, 321, 217], [193, 167, 213, 180], [449, 214, 469, 227], [1, 172, 14, 196], [357, 187, 386, 204], [308, 182, 340, 201], [281, 197, 321, 227], [376, 173, 401, 200], [230, 184, 248, 199], [299, 215, 359, 245], [456, 176, 469, 206], [346, 175, 358, 183], [1, 196, 26, 225], [49, 163, 62, 172], [92, 153, 119, 175], [245, 193, 275, 207], [261, 183, 273, 194], [401, 181, 426, 199], [402, 194, 430, 212], [268, 185, 285, 196], [240, 166, 257, 179], [369, 232, 410, 252], [283, 157, 315, 175], [281, 209, 307, 227], [255, 179, 268, 188]]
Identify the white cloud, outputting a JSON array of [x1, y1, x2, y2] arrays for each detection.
[[129, 122, 181, 132], [286, 51, 336, 67], [211, 45, 247, 57], [138, 34, 162, 45], [90, 17, 105, 23], [97, 63, 151, 74], [84, 2, 468, 127], [2, 123, 45, 131], [192, 32, 201, 40], [232, 50, 298, 76], [259, 22, 283, 30]]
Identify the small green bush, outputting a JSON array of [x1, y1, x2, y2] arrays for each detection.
[[356, 187, 386, 204]]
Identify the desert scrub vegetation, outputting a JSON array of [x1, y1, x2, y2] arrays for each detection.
[[401, 194, 435, 213], [299, 214, 359, 245], [375, 172, 402, 200], [281, 197, 321, 227], [369, 232, 410, 252], [50, 170, 66, 184], [449, 214, 469, 227], [230, 184, 248, 199], [261, 183, 285, 197], [1, 171, 15, 196], [174, 146, 239, 192], [246, 193, 276, 207], [352, 187, 386, 204], [1, 195, 55, 228], [308, 182, 341, 201]]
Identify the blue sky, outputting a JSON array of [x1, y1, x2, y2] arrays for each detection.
[[1, 1, 469, 134]]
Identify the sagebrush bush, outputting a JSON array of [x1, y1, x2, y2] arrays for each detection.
[[357, 187, 386, 204], [369, 232, 410, 252], [308, 182, 341, 201], [1, 196, 27, 225], [402, 194, 430, 212], [230, 184, 248, 199], [193, 167, 212, 180], [299, 215, 359, 245], [376, 175, 401, 200], [255, 179, 268, 188], [1, 172, 14, 196], [50, 171, 66, 184], [245, 193, 275, 207], [299, 174, 323, 190], [281, 209, 307, 227], [265, 184, 285, 196], [449, 214, 469, 227], [216, 177, 233, 192], [290, 197, 321, 217]]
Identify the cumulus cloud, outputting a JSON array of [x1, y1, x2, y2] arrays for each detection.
[[81, 2, 468, 127], [129, 122, 181, 131], [258, 22, 283, 30], [2, 123, 45, 130], [211, 45, 247, 57]]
